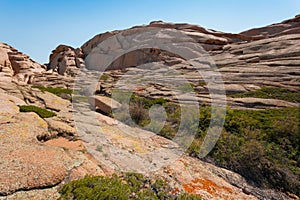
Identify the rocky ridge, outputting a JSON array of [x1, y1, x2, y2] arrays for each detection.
[[0, 43, 45, 84]]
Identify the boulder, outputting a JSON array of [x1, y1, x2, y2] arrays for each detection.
[[88, 95, 121, 114]]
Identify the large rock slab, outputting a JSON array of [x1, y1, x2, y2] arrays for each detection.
[[0, 111, 70, 196], [36, 91, 71, 111], [88, 95, 121, 114], [230, 97, 298, 109]]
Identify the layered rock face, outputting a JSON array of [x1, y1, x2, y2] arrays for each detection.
[[47, 19, 255, 76], [72, 15, 300, 110], [241, 14, 300, 38], [0, 43, 45, 83]]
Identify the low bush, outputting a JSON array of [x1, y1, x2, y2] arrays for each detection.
[[229, 86, 299, 103], [59, 173, 202, 200], [19, 105, 57, 118], [113, 93, 300, 196], [192, 106, 300, 195]]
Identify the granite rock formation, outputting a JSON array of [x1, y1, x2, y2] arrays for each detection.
[[0, 15, 299, 200]]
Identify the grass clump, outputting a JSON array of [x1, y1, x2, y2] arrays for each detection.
[[229, 86, 299, 103], [59, 173, 202, 200], [19, 105, 56, 118], [32, 85, 73, 96]]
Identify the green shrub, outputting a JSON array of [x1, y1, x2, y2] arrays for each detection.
[[19, 105, 56, 118], [114, 95, 168, 127], [229, 86, 299, 103], [190, 106, 300, 196], [99, 74, 110, 81], [198, 81, 207, 86], [59, 173, 202, 200], [32, 85, 73, 96], [112, 93, 300, 196]]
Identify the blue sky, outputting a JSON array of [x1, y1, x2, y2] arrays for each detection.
[[0, 0, 299, 63]]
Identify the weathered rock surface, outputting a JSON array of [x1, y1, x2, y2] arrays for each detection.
[[240, 14, 300, 38], [0, 43, 45, 83], [229, 97, 298, 109], [48, 45, 84, 76], [72, 101, 258, 199], [0, 85, 107, 199], [45, 16, 299, 110], [83, 19, 300, 109]]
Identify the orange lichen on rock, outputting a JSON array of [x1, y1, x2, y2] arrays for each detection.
[[182, 178, 242, 200]]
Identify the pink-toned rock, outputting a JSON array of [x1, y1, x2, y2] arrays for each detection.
[[36, 91, 71, 111], [88, 95, 121, 114], [158, 156, 258, 200], [48, 45, 84, 76], [0, 43, 45, 83], [0, 146, 68, 195], [0, 92, 109, 197], [0, 43, 46, 83], [240, 15, 300, 38], [231, 97, 298, 108]]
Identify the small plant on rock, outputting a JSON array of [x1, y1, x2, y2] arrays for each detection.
[[19, 105, 56, 118]]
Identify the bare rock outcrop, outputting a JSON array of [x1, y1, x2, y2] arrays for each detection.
[[50, 20, 258, 74], [48, 45, 84, 76], [0, 81, 108, 198], [0, 43, 45, 83], [240, 14, 300, 38]]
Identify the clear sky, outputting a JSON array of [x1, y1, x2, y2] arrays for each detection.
[[0, 0, 299, 64]]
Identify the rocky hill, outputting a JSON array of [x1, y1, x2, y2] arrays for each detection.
[[0, 15, 299, 200]]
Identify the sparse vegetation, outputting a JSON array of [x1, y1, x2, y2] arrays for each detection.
[[72, 95, 89, 103], [176, 83, 193, 92], [99, 74, 110, 81], [59, 173, 202, 200], [191, 106, 300, 196], [113, 93, 300, 196], [229, 86, 299, 103], [32, 85, 73, 96], [198, 81, 207, 86], [96, 145, 103, 152], [19, 105, 57, 118], [114, 94, 168, 127]]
